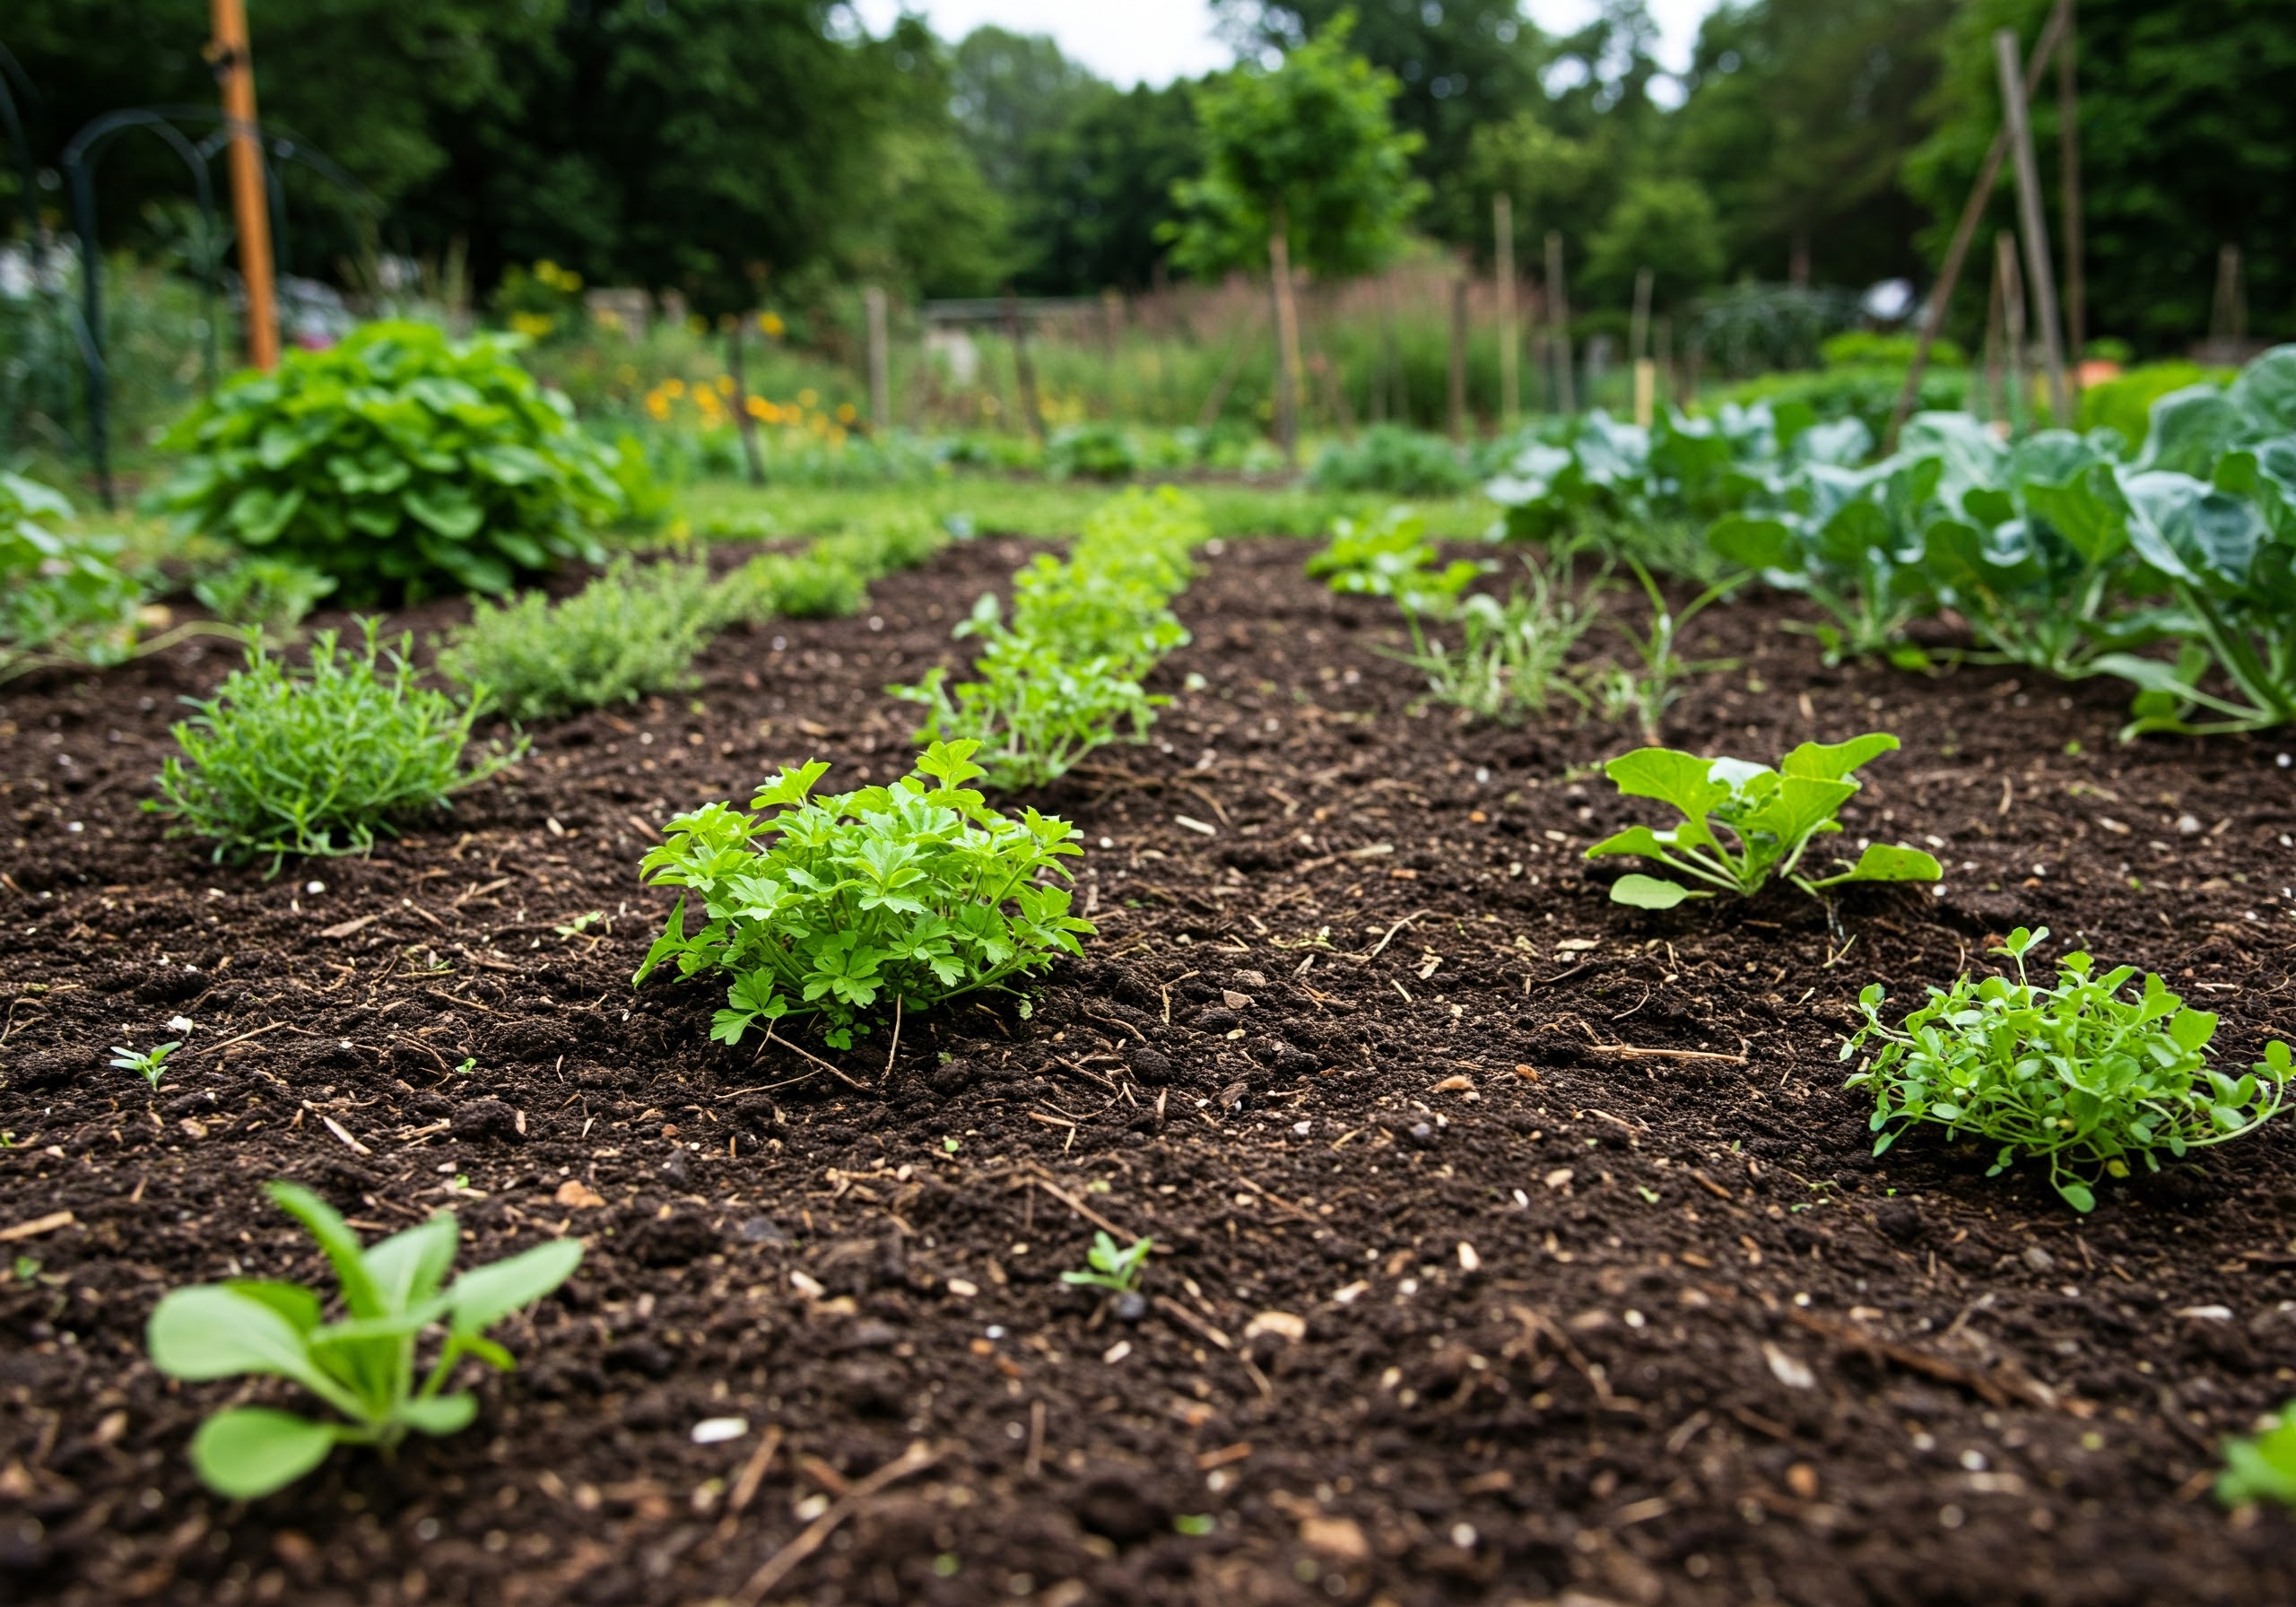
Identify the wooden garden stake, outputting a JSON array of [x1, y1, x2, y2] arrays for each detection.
[[1494, 193, 1518, 428], [1886, 0, 2070, 449], [1545, 230, 1575, 415], [863, 285, 890, 434], [1003, 286, 1044, 443], [1994, 27, 2070, 422], [209, 0, 278, 370], [724, 319, 765, 485], [1631, 265, 1655, 429], [1997, 232, 2029, 430], [1447, 272, 1468, 443], [1268, 199, 1304, 465]]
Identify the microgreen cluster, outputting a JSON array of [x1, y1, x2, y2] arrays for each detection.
[[147, 1181, 581, 1498], [894, 488, 1205, 787], [148, 621, 520, 872], [1587, 732, 1941, 908], [158, 320, 630, 602], [635, 739, 1094, 1049], [1844, 926, 2292, 1212], [1061, 1232, 1154, 1295], [1305, 505, 1483, 616]]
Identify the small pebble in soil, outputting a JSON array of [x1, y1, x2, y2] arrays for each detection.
[[1114, 1291, 1146, 1323], [1406, 1122, 1436, 1148], [660, 1150, 692, 1188]]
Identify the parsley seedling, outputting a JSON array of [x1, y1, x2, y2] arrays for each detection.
[[146, 1181, 581, 1498], [1060, 1231, 1154, 1295], [1844, 926, 2292, 1212], [637, 740, 1094, 1050], [1587, 732, 1940, 908]]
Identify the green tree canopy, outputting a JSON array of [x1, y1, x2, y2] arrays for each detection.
[[1585, 176, 1725, 308], [1168, 16, 1426, 281]]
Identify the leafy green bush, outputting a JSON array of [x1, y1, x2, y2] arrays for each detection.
[[635, 741, 1094, 1049], [442, 558, 720, 721], [149, 621, 520, 871], [2219, 1403, 2296, 1507], [147, 1180, 580, 1498], [158, 321, 628, 603], [741, 546, 868, 620], [1845, 926, 2291, 1212], [1587, 733, 1941, 908], [1046, 421, 1139, 481], [1, 469, 147, 677], [891, 488, 1205, 786], [1309, 425, 1474, 497], [193, 556, 337, 639]]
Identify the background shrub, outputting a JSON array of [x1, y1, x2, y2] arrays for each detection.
[[149, 621, 519, 870], [158, 321, 631, 604], [1309, 425, 1474, 497], [1, 469, 146, 677]]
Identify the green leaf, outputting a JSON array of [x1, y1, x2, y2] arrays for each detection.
[[187, 1408, 341, 1499], [361, 1212, 460, 1314], [1609, 873, 1702, 909], [266, 1182, 384, 1318], [2057, 1181, 2097, 1214], [148, 1286, 335, 1395], [1826, 844, 1944, 885], [399, 1393, 479, 1437], [403, 484, 485, 542], [222, 1280, 324, 1333], [1603, 748, 1732, 819], [1779, 732, 1899, 782], [446, 1238, 583, 1334]]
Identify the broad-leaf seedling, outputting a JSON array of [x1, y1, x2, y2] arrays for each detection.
[[1587, 733, 1940, 908], [2219, 1402, 2296, 1507], [1844, 926, 2291, 1212], [146, 1181, 582, 1498], [1060, 1231, 1154, 1295], [112, 1041, 180, 1090]]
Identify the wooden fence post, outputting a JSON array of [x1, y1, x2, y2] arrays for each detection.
[[2058, 0, 2085, 377], [1447, 273, 1468, 443], [1002, 286, 1045, 443], [1630, 265, 1655, 428], [210, 0, 278, 369], [864, 285, 890, 433]]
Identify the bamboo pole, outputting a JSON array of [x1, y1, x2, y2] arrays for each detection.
[[1994, 27, 2069, 422], [1494, 194, 1518, 427], [1997, 232, 2029, 432], [210, 0, 278, 369], [1885, 0, 2070, 449], [1545, 230, 1574, 414], [2057, 0, 2085, 378]]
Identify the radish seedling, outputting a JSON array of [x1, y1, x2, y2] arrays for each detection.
[[111, 1041, 180, 1090], [1587, 732, 1940, 908], [146, 1181, 581, 1498], [1060, 1232, 1154, 1295]]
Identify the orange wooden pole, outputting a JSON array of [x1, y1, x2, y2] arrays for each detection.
[[211, 0, 278, 369]]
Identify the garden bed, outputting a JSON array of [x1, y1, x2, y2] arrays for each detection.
[[4, 534, 2294, 1606]]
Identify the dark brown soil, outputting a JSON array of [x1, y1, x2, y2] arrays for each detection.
[[4, 534, 2295, 1607]]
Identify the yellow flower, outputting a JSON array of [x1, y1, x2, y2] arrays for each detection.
[[758, 311, 786, 337], [662, 378, 687, 398], [717, 375, 736, 396], [797, 387, 819, 409], [645, 396, 671, 421], [827, 425, 848, 448], [744, 395, 771, 420], [835, 402, 857, 425], [507, 310, 555, 339]]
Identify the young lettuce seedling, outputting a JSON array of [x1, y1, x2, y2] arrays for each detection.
[[1587, 733, 1940, 908], [2219, 1402, 2296, 1507], [1060, 1231, 1154, 1295], [1844, 926, 2292, 1212], [146, 1181, 581, 1498], [112, 1041, 181, 1090]]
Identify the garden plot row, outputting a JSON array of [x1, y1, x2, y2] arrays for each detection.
[[4, 533, 2294, 1605]]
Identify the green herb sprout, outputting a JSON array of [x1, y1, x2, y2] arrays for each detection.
[[1844, 926, 2292, 1212], [193, 556, 337, 640], [635, 740, 1094, 1050], [147, 621, 521, 873], [1060, 1231, 1154, 1295], [2219, 1403, 2296, 1507], [146, 1181, 581, 1498], [1587, 733, 1940, 908], [111, 1041, 181, 1090]]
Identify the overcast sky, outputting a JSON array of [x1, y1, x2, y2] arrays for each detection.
[[849, 1, 1720, 87]]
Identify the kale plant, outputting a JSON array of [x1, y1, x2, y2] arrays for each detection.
[[147, 1181, 580, 1498], [1844, 926, 2291, 1212], [158, 321, 627, 602], [0, 469, 147, 679], [635, 741, 1094, 1049], [149, 621, 520, 872], [1587, 733, 1940, 908]]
